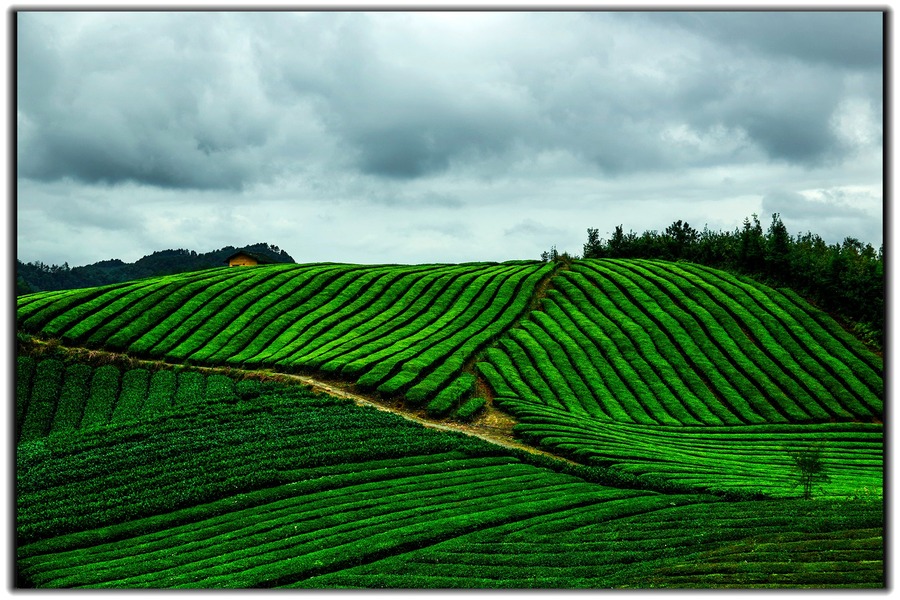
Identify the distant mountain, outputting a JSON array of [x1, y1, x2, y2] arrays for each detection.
[[16, 243, 295, 295]]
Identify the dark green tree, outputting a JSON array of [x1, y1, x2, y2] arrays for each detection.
[[695, 225, 737, 266], [765, 213, 791, 279], [663, 220, 699, 260], [739, 214, 765, 273], [787, 443, 830, 500], [608, 225, 630, 258], [16, 275, 34, 296], [583, 228, 602, 258]]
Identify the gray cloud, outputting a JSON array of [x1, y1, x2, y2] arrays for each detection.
[[17, 13, 292, 190], [18, 11, 882, 188], [505, 219, 566, 238], [762, 189, 869, 220], [616, 12, 882, 167], [656, 11, 882, 70], [716, 65, 854, 166], [761, 188, 881, 245], [380, 191, 464, 209], [16, 11, 883, 267]]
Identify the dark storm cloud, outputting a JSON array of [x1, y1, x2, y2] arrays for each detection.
[[18, 11, 882, 192], [351, 121, 509, 180], [17, 12, 283, 190], [711, 53, 877, 166], [251, 12, 539, 180], [616, 11, 882, 167], [21, 121, 258, 190], [737, 99, 839, 165]]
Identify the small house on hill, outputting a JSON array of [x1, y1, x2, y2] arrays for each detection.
[[224, 251, 275, 267]]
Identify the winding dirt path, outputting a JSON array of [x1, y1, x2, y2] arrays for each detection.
[[267, 371, 581, 465], [22, 338, 580, 466]]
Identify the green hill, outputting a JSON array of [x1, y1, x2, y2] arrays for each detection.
[[15, 257, 884, 588], [15, 357, 883, 588], [17, 260, 555, 416], [480, 260, 882, 497]]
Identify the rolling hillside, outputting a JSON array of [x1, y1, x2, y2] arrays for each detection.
[[480, 260, 882, 497], [16, 258, 883, 497], [15, 357, 883, 588], [15, 257, 884, 588]]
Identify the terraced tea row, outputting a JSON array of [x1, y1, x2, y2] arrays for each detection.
[[16, 356, 241, 443], [16, 368, 882, 588], [478, 259, 880, 427], [300, 498, 882, 588], [500, 400, 882, 498], [17, 261, 554, 410], [17, 258, 884, 499], [476, 259, 882, 497]]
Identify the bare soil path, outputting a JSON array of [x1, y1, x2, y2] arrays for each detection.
[[22, 338, 581, 467], [277, 371, 579, 464]]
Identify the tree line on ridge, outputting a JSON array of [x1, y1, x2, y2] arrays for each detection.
[[545, 213, 883, 349]]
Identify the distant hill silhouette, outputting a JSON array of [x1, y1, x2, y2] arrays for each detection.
[[17, 243, 295, 295]]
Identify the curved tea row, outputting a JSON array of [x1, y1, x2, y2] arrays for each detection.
[[17, 261, 554, 410], [17, 258, 883, 497], [17, 364, 882, 588], [476, 259, 882, 497]]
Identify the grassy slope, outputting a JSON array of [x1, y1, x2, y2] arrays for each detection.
[[15, 258, 885, 588], [16, 261, 555, 417], [478, 259, 883, 497], [15, 360, 883, 589]]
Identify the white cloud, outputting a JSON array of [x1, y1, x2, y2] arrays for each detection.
[[831, 97, 881, 150]]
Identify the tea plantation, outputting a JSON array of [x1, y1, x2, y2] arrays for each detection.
[[16, 359, 883, 588], [16, 258, 884, 588], [479, 260, 882, 497]]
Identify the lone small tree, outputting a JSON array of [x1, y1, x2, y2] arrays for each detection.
[[787, 443, 830, 499]]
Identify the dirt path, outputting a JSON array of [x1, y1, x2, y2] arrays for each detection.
[[20, 337, 580, 466], [275, 372, 581, 465]]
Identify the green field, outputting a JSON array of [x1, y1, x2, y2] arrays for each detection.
[[15, 359, 883, 588], [480, 260, 882, 497], [17, 261, 554, 416], [16, 258, 884, 588]]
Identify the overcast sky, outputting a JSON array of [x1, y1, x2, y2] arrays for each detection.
[[17, 9, 883, 267]]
